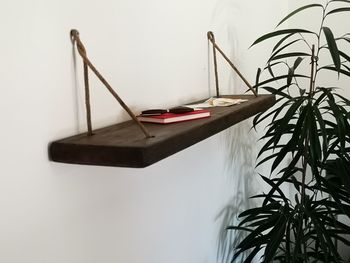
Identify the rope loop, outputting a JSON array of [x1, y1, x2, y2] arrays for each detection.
[[207, 31, 258, 97], [71, 30, 87, 58], [207, 31, 215, 43]]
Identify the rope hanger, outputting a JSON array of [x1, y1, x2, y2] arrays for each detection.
[[70, 30, 258, 139], [70, 29, 153, 138], [207, 31, 258, 97]]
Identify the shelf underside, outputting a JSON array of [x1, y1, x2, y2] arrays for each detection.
[[49, 94, 275, 168]]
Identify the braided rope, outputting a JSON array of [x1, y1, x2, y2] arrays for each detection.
[[70, 29, 152, 138], [207, 31, 257, 97], [207, 32, 220, 97]]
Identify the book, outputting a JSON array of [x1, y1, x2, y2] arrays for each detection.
[[137, 109, 210, 124]]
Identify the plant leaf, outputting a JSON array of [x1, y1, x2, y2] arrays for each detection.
[[330, 0, 350, 3], [320, 66, 350, 77], [269, 52, 311, 62], [251, 29, 316, 47], [263, 214, 287, 262], [339, 50, 350, 63], [269, 39, 302, 62], [287, 57, 304, 87], [265, 61, 287, 78], [336, 36, 350, 44], [253, 74, 309, 89], [277, 4, 324, 27], [313, 105, 328, 159], [255, 68, 261, 94], [272, 33, 296, 52], [243, 246, 262, 263], [323, 27, 341, 72], [326, 7, 350, 16], [293, 57, 304, 69]]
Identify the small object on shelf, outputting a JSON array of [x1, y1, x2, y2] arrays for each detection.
[[141, 106, 194, 116], [140, 109, 168, 116], [186, 97, 248, 108], [137, 109, 210, 124], [168, 106, 195, 114]]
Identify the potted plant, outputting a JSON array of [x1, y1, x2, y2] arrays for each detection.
[[228, 1, 350, 262]]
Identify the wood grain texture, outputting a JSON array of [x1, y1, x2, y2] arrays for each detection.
[[49, 95, 275, 168]]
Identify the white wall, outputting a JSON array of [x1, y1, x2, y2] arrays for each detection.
[[0, 1, 285, 263]]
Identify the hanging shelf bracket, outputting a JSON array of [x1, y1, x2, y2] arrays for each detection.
[[70, 29, 153, 138], [207, 31, 258, 97], [48, 30, 276, 168]]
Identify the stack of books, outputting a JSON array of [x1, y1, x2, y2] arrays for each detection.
[[137, 109, 210, 124]]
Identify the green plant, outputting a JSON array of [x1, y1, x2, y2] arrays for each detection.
[[229, 1, 350, 262]]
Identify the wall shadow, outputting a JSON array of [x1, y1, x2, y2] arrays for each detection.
[[216, 120, 259, 263]]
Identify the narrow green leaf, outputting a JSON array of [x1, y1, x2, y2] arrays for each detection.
[[270, 102, 308, 173], [243, 246, 262, 263], [269, 39, 302, 61], [277, 4, 323, 27], [253, 74, 309, 89], [273, 97, 305, 144], [334, 93, 350, 106], [339, 36, 350, 44], [320, 177, 350, 217], [251, 29, 316, 47], [264, 61, 288, 78], [293, 57, 304, 69], [271, 141, 293, 173], [272, 33, 295, 52], [330, 0, 350, 3], [327, 93, 346, 152], [326, 7, 350, 16], [286, 57, 303, 88], [267, 62, 275, 78], [260, 175, 289, 204], [239, 202, 281, 218], [291, 176, 301, 192], [287, 67, 293, 86], [306, 210, 342, 261], [263, 214, 287, 263], [262, 85, 292, 98], [308, 107, 322, 164], [313, 105, 328, 159], [255, 68, 261, 95], [343, 64, 350, 72], [270, 52, 311, 62], [339, 50, 350, 63], [323, 27, 341, 71], [227, 226, 256, 234], [320, 66, 350, 77], [262, 150, 303, 206], [253, 96, 292, 130]]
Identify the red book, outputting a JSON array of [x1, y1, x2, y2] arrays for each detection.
[[137, 109, 210, 124]]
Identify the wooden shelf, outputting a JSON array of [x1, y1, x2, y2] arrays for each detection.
[[49, 94, 275, 168]]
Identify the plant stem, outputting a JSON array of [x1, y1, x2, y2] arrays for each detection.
[[309, 45, 316, 95], [312, 2, 329, 91]]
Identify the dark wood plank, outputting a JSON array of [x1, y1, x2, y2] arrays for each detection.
[[49, 94, 275, 168]]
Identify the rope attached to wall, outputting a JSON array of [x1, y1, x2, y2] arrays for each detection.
[[70, 29, 153, 138], [70, 29, 256, 138], [207, 31, 258, 97]]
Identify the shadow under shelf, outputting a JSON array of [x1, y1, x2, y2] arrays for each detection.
[[49, 94, 275, 168]]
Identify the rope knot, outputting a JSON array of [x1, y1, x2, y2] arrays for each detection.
[[207, 31, 215, 44], [70, 29, 79, 42], [70, 29, 87, 57]]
